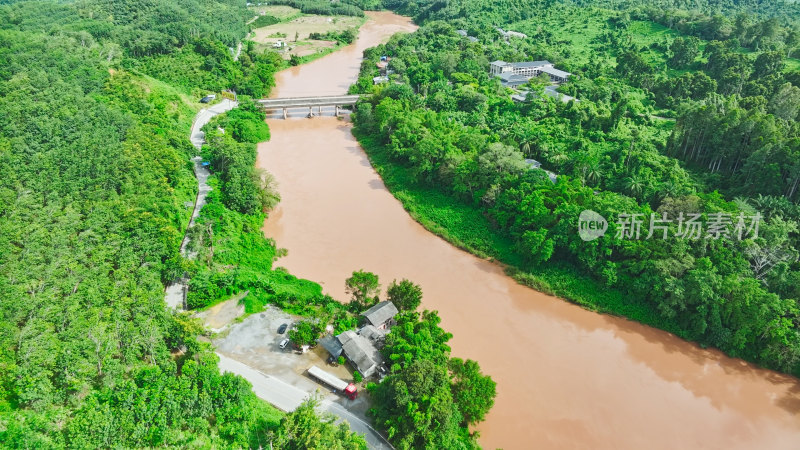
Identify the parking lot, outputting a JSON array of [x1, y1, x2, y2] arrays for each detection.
[[209, 303, 373, 417]]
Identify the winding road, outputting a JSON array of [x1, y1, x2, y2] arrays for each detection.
[[217, 353, 393, 449], [164, 99, 238, 309]]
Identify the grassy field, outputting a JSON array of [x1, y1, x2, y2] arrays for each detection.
[[250, 13, 365, 58], [248, 4, 303, 21]]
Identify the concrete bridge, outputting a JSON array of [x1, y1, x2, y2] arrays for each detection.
[[257, 95, 362, 118]]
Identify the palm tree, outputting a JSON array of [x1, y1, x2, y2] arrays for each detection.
[[659, 181, 680, 200], [624, 175, 645, 198], [623, 128, 641, 170], [586, 162, 602, 186], [732, 196, 756, 214], [521, 140, 531, 157]]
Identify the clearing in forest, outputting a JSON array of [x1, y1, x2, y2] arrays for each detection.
[[250, 14, 364, 58]]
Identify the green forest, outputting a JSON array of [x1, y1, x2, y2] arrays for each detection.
[[0, 0, 367, 447], [0, 0, 496, 447], [4, 0, 800, 447], [350, 0, 800, 378]]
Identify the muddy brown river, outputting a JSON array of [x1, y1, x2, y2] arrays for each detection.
[[257, 11, 800, 449]]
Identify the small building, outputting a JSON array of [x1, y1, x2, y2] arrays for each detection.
[[319, 335, 343, 358], [358, 324, 386, 347], [540, 66, 571, 83], [319, 302, 398, 378], [373, 76, 389, 85], [337, 330, 384, 377], [360, 301, 398, 330], [524, 159, 558, 184], [514, 86, 576, 103], [490, 60, 555, 77], [511, 90, 531, 102], [497, 28, 528, 39], [543, 85, 576, 103], [456, 30, 478, 42], [498, 73, 531, 88], [524, 159, 542, 169], [376, 60, 389, 76]]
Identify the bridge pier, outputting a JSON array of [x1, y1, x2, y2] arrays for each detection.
[[258, 95, 362, 119]]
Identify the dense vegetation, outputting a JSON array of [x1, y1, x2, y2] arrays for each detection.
[[369, 309, 496, 449], [309, 28, 359, 45], [0, 0, 364, 446], [351, 1, 800, 376], [336, 269, 496, 447], [260, 0, 365, 17], [0, 0, 281, 96], [251, 14, 281, 29]]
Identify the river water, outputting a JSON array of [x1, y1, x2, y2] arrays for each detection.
[[257, 11, 800, 449]]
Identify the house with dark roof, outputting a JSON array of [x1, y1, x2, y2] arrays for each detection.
[[317, 302, 399, 377], [319, 335, 343, 358], [336, 330, 384, 377], [360, 301, 398, 330], [498, 73, 530, 88], [456, 29, 479, 42]]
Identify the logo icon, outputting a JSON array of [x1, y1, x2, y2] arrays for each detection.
[[579, 210, 607, 242]]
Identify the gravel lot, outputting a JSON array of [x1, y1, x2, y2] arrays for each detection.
[[211, 305, 373, 417]]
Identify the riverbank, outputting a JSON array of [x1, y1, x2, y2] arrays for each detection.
[[257, 11, 800, 450], [351, 129, 684, 336]]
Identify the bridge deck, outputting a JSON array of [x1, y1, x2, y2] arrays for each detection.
[[258, 95, 361, 109]]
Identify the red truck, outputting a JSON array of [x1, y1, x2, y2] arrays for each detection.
[[308, 365, 358, 400]]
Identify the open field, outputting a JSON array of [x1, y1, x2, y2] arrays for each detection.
[[250, 14, 364, 58], [248, 4, 302, 21], [252, 14, 363, 41]]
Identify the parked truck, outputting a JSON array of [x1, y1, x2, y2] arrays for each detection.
[[307, 365, 357, 400]]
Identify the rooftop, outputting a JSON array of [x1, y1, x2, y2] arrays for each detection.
[[544, 85, 577, 102], [337, 330, 383, 376], [512, 61, 552, 69], [358, 324, 385, 345], [540, 66, 571, 78], [319, 335, 343, 358], [498, 73, 529, 82], [524, 159, 542, 169], [361, 301, 398, 327]]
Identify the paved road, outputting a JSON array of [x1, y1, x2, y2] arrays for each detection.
[[217, 353, 393, 449], [257, 94, 361, 108], [164, 99, 238, 309]]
